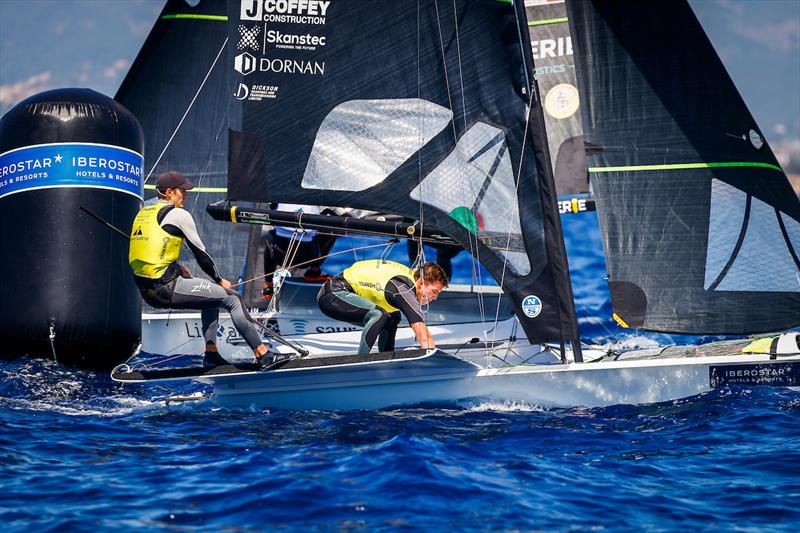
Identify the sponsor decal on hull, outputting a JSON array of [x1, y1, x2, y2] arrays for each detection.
[[710, 362, 800, 388]]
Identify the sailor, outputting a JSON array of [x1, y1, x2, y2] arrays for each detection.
[[317, 259, 448, 354], [128, 171, 286, 370]]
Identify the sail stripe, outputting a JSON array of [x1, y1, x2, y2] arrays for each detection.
[[143, 184, 227, 193], [161, 14, 227, 21], [528, 18, 568, 27], [589, 162, 783, 173]]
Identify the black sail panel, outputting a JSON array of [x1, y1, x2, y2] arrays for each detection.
[[525, 0, 587, 198], [567, 0, 800, 334], [226, 0, 579, 345], [115, 0, 248, 281]]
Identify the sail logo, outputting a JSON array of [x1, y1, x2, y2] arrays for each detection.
[[237, 24, 260, 51], [235, 83, 279, 101], [531, 37, 573, 60], [240, 0, 330, 25], [544, 83, 579, 120], [235, 83, 249, 100], [522, 295, 543, 318], [266, 29, 327, 50], [235, 54, 325, 76], [234, 52, 258, 75]]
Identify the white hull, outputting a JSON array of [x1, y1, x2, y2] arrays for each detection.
[[119, 336, 800, 410], [200, 351, 800, 410], [132, 280, 800, 411]]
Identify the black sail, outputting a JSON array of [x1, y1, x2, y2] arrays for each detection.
[[525, 0, 588, 199], [567, 0, 800, 334], [115, 0, 249, 281], [226, 0, 579, 346]]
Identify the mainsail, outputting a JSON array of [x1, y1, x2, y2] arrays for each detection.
[[224, 0, 579, 346], [567, 0, 800, 334], [115, 0, 248, 281]]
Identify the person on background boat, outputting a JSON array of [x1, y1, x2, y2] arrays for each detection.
[[317, 259, 448, 354], [129, 171, 286, 370], [261, 203, 337, 299]]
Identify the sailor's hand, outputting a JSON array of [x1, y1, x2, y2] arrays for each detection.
[[219, 278, 232, 289]]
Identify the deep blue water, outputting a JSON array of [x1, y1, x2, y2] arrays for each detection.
[[2, 213, 799, 531]]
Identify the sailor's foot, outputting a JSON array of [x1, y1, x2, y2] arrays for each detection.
[[303, 266, 331, 283], [254, 352, 295, 371], [202, 350, 230, 368]]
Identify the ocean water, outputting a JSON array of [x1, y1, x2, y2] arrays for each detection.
[[2, 213, 799, 531]]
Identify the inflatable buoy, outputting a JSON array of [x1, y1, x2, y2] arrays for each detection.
[[0, 88, 144, 369]]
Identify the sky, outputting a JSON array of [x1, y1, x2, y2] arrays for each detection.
[[0, 0, 798, 166]]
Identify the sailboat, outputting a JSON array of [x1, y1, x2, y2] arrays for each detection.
[[113, 0, 800, 410], [114, 0, 526, 360]]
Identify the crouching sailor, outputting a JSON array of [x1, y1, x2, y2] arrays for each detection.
[[128, 171, 286, 370], [317, 259, 448, 354]]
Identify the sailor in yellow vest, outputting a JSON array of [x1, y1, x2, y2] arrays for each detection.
[[317, 259, 448, 354], [129, 171, 285, 370]]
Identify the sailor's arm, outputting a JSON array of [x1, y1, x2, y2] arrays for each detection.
[[386, 277, 434, 349], [161, 208, 225, 283], [410, 321, 435, 349]]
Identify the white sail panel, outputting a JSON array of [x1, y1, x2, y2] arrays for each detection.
[[410, 122, 530, 275], [705, 179, 800, 292], [301, 99, 452, 192]]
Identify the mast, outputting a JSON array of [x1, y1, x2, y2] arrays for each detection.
[[515, 0, 583, 361]]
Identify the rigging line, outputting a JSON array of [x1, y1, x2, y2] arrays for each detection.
[[269, 230, 303, 312], [491, 79, 537, 350], [233, 241, 393, 288], [511, 0, 532, 94], [188, 105, 228, 217], [144, 36, 229, 184], [451, 0, 468, 132], [416, 0, 427, 277], [489, 4, 542, 344], [433, 0, 459, 146], [446, 0, 489, 348]]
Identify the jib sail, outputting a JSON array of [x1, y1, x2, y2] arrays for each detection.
[[567, 0, 800, 334]]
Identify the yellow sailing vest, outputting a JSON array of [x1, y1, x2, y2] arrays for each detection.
[[128, 203, 183, 279], [342, 260, 416, 312]]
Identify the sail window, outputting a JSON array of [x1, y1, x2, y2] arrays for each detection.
[[410, 122, 531, 275], [301, 99, 452, 192], [705, 179, 800, 292]]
